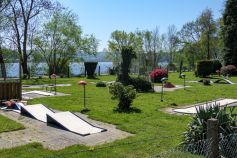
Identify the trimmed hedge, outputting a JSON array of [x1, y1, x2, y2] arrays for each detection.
[[196, 60, 213, 77], [212, 60, 222, 72], [84, 62, 98, 78], [196, 60, 222, 77], [96, 81, 107, 87], [129, 77, 153, 92]]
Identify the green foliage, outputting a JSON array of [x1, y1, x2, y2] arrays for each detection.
[[223, 0, 237, 67], [196, 60, 213, 77], [96, 81, 106, 87], [221, 65, 237, 76], [84, 62, 98, 78], [109, 82, 136, 111], [108, 67, 117, 75], [117, 46, 136, 85], [212, 60, 222, 72], [182, 104, 236, 154], [33, 9, 98, 76], [167, 63, 177, 71], [129, 77, 153, 92]]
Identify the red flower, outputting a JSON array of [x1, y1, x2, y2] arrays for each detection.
[[149, 69, 168, 79]]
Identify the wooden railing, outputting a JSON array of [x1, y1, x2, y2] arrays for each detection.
[[0, 80, 22, 100]]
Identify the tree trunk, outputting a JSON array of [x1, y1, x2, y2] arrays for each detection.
[[207, 31, 210, 59], [0, 46, 6, 80], [21, 54, 29, 79]]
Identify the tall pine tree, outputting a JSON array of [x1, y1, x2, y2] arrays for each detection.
[[223, 0, 237, 66]]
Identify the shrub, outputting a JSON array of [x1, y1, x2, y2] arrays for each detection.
[[84, 62, 98, 78], [203, 79, 211, 85], [108, 67, 116, 75], [196, 60, 213, 77], [167, 62, 176, 71], [182, 104, 236, 155], [164, 82, 175, 88], [96, 82, 106, 87], [117, 46, 136, 85], [221, 65, 237, 76], [212, 60, 222, 73], [109, 82, 136, 111], [129, 77, 153, 92], [149, 68, 168, 83]]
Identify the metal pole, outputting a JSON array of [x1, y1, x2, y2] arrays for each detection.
[[84, 85, 86, 109], [19, 58, 22, 100], [184, 76, 185, 90], [161, 82, 163, 102], [54, 77, 56, 95]]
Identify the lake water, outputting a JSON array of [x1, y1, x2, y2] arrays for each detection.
[[4, 62, 113, 77]]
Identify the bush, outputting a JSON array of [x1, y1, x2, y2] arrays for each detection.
[[109, 82, 136, 111], [221, 65, 237, 76], [164, 82, 175, 88], [196, 60, 213, 77], [84, 62, 98, 78], [182, 104, 236, 155], [203, 79, 211, 85], [149, 68, 168, 83], [96, 81, 106, 87], [108, 67, 117, 75], [212, 60, 222, 73], [167, 63, 176, 71], [117, 46, 136, 85], [129, 77, 153, 92]]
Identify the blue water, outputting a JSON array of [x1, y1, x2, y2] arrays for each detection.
[[5, 62, 113, 77]]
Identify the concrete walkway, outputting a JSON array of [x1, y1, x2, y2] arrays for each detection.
[[154, 85, 191, 92], [0, 110, 132, 150], [22, 90, 70, 100]]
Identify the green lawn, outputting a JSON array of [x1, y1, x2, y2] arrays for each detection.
[[0, 115, 24, 133], [0, 72, 236, 157]]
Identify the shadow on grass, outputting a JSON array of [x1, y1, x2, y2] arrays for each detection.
[[80, 108, 91, 113], [113, 107, 142, 114]]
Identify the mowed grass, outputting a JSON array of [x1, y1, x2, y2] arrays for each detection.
[[0, 72, 236, 157], [0, 115, 24, 133]]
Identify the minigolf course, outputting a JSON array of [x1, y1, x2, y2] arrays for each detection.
[[20, 103, 55, 122], [173, 98, 237, 114], [17, 103, 106, 135], [47, 111, 106, 136]]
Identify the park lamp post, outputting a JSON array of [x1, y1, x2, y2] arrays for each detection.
[[161, 77, 168, 102], [180, 73, 186, 90], [51, 74, 57, 95], [78, 80, 87, 110]]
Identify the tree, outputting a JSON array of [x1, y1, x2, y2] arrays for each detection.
[[223, 0, 237, 67], [117, 46, 136, 85], [142, 27, 162, 70], [4, 0, 53, 78], [198, 8, 216, 60], [33, 9, 98, 76], [0, 0, 11, 79], [166, 25, 179, 63], [107, 30, 137, 67]]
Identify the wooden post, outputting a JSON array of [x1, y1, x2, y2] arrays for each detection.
[[207, 118, 219, 158]]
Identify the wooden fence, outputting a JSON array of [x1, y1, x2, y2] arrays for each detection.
[[0, 80, 22, 101]]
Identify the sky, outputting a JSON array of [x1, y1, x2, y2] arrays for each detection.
[[58, 0, 225, 52]]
